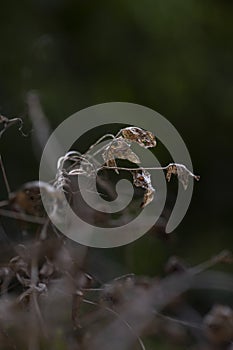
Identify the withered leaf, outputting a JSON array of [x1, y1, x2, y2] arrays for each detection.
[[141, 186, 155, 208], [103, 138, 140, 172], [166, 163, 200, 190], [121, 127, 157, 148], [103, 152, 118, 172], [132, 169, 155, 207], [132, 169, 152, 189]]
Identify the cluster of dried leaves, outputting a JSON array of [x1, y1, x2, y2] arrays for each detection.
[[0, 122, 200, 227], [55, 125, 199, 208]]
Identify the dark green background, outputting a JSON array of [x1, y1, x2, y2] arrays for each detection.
[[0, 2, 232, 347]]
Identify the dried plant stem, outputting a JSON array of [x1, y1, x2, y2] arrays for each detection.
[[0, 155, 11, 197], [100, 165, 168, 172], [0, 209, 46, 224], [28, 246, 39, 350], [0, 200, 10, 207], [100, 163, 200, 185], [190, 250, 232, 275], [83, 299, 146, 350], [154, 311, 201, 330], [85, 134, 115, 156], [28, 242, 47, 350], [0, 115, 25, 138]]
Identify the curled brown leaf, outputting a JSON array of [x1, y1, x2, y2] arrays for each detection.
[[121, 126, 157, 148], [132, 169, 155, 207], [166, 163, 200, 190], [103, 138, 141, 173]]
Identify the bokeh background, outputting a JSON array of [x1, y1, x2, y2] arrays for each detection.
[[0, 1, 232, 348]]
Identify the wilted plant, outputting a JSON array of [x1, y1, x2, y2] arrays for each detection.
[[54, 125, 200, 209]]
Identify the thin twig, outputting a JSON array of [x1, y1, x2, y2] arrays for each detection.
[[0, 200, 10, 207], [190, 250, 233, 275], [83, 299, 146, 350], [99, 163, 200, 180], [28, 242, 47, 349], [85, 134, 115, 156], [0, 209, 46, 224], [28, 253, 39, 350], [0, 155, 11, 197], [154, 311, 201, 330]]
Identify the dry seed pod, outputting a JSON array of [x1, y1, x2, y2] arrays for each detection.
[[121, 126, 157, 148]]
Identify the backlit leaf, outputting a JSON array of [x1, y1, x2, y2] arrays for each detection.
[[121, 127, 157, 148], [166, 163, 200, 190]]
